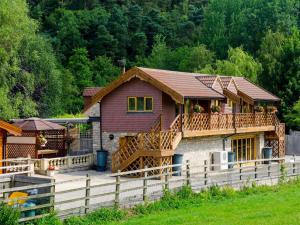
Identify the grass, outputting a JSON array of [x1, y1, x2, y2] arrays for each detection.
[[106, 180, 300, 225]]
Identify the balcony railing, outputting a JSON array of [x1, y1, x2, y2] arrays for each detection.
[[182, 112, 276, 136]]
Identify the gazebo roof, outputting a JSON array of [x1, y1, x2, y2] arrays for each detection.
[[13, 118, 66, 131]]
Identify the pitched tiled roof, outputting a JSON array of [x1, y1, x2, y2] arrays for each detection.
[[13, 118, 66, 131], [139, 68, 224, 99], [196, 76, 217, 88], [233, 77, 280, 101], [219, 77, 232, 88], [83, 87, 103, 97], [85, 67, 280, 111]]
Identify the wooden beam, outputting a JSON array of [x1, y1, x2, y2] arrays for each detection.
[[0, 121, 22, 136]]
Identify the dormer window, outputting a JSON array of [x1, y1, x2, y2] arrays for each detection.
[[128, 97, 153, 112]]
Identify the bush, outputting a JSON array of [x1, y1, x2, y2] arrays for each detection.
[[0, 203, 20, 225]]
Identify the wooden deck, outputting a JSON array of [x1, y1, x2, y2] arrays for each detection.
[[112, 112, 285, 173], [182, 113, 277, 137]]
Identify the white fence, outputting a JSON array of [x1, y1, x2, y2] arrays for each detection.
[[0, 154, 93, 177], [0, 158, 33, 177], [33, 154, 93, 174], [0, 157, 299, 223]]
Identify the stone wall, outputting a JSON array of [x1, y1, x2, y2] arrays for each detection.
[[175, 132, 265, 167], [175, 136, 231, 167]]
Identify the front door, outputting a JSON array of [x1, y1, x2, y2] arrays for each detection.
[[231, 135, 256, 163]]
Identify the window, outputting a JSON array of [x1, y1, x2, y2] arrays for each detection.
[[228, 99, 233, 107], [231, 136, 256, 162], [214, 99, 220, 106], [127, 97, 153, 112]]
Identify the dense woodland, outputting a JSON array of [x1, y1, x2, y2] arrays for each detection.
[[0, 0, 300, 129]]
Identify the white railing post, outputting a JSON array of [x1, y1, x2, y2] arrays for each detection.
[[41, 158, 49, 171], [67, 156, 73, 168]]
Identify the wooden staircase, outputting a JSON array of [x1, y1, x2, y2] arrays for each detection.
[[111, 115, 182, 174], [265, 115, 285, 158]]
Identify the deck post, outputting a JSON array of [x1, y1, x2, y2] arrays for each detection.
[[115, 170, 121, 208], [85, 174, 90, 214], [268, 163, 271, 177], [204, 160, 208, 186], [143, 166, 148, 202]]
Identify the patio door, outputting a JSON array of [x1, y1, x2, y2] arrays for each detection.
[[231, 136, 256, 162]]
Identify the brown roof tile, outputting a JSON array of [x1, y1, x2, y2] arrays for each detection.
[[13, 118, 66, 131], [219, 77, 232, 88], [83, 87, 103, 97], [138, 68, 224, 99], [196, 76, 217, 88], [233, 77, 279, 101]]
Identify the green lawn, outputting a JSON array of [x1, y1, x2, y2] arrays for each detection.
[[107, 183, 300, 225]]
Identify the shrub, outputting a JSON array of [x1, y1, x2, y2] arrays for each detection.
[[0, 203, 20, 225]]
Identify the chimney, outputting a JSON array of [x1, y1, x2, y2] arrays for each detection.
[[118, 59, 126, 74]]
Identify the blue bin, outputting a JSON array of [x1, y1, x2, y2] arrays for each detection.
[[23, 201, 36, 217], [172, 154, 183, 176], [228, 152, 236, 169], [96, 150, 108, 171], [263, 147, 272, 164]]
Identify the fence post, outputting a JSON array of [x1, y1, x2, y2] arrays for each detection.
[[50, 179, 55, 212], [27, 156, 34, 176], [143, 166, 148, 203], [164, 170, 169, 190], [204, 160, 208, 186], [293, 155, 296, 175], [186, 160, 190, 186], [114, 170, 121, 208], [85, 174, 90, 214], [239, 163, 242, 181], [254, 162, 258, 179]]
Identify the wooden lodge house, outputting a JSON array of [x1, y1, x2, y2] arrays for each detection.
[[84, 67, 285, 172]]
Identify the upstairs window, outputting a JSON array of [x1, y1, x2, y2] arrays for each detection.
[[128, 97, 153, 112]]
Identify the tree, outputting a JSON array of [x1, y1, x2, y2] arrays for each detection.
[[178, 45, 215, 72], [67, 48, 93, 91], [0, 0, 65, 119], [200, 47, 262, 82], [258, 30, 300, 118], [285, 99, 300, 130], [92, 56, 120, 86]]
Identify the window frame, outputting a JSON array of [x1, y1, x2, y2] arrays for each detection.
[[127, 96, 153, 112], [231, 135, 256, 162]]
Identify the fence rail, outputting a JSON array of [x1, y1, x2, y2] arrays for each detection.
[[0, 157, 298, 223]]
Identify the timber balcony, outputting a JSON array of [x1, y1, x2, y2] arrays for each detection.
[[182, 112, 279, 137], [112, 112, 285, 173]]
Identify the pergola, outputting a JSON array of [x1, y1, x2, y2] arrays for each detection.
[[6, 118, 66, 159]]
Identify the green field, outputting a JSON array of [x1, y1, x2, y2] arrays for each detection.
[[107, 182, 300, 225]]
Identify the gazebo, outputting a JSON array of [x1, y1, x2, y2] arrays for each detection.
[[6, 118, 66, 159]]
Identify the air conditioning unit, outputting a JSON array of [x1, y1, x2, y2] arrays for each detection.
[[212, 151, 228, 171]]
